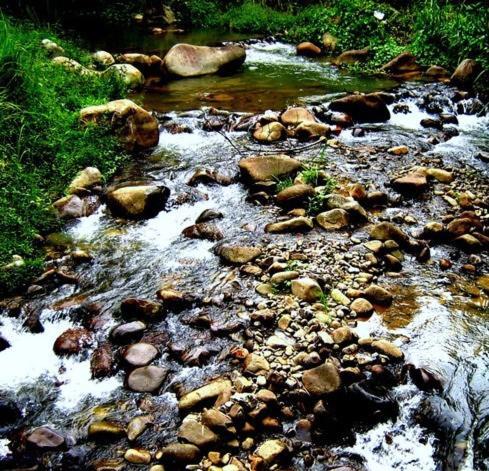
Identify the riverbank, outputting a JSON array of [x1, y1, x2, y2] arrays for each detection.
[[0, 17, 128, 293]]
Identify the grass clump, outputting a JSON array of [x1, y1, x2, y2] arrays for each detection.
[[275, 176, 294, 193], [307, 177, 337, 215], [0, 15, 128, 293]]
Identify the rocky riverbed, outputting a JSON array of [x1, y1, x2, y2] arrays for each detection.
[[0, 38, 488, 471]]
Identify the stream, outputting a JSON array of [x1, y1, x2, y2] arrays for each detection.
[[0, 31, 488, 471]]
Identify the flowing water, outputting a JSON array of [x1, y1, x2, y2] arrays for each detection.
[[1, 30, 488, 470]]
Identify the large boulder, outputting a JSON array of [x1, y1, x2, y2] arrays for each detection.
[[102, 63, 145, 89], [451, 59, 479, 89], [53, 328, 92, 356], [296, 42, 321, 57], [106, 184, 170, 219], [80, 99, 159, 150], [281, 107, 316, 126], [239, 155, 301, 183], [163, 43, 246, 78], [424, 65, 450, 81], [294, 122, 331, 141], [117, 53, 162, 74], [335, 47, 370, 64], [178, 419, 219, 447], [92, 50, 115, 68], [329, 94, 390, 123], [381, 52, 422, 76]]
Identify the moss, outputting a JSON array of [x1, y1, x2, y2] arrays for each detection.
[[0, 16, 128, 293]]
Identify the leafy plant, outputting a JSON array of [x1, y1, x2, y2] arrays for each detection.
[[306, 177, 337, 215], [275, 176, 294, 193], [298, 166, 321, 186]]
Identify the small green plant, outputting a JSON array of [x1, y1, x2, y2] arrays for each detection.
[[275, 176, 294, 193], [298, 166, 320, 186], [307, 177, 337, 215], [319, 292, 330, 310], [286, 259, 306, 271]]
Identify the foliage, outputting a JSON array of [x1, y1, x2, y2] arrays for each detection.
[[0, 16, 127, 293], [319, 292, 330, 310], [298, 166, 321, 186], [275, 176, 294, 193], [307, 177, 337, 215]]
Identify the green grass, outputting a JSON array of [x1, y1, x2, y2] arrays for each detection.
[[0, 15, 128, 293], [275, 176, 294, 193], [307, 177, 337, 215]]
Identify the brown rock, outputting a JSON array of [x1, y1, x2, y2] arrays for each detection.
[[123, 343, 159, 367], [91, 342, 114, 379], [26, 427, 65, 450], [350, 297, 374, 316], [451, 59, 479, 89], [276, 184, 315, 208], [364, 284, 393, 306], [371, 339, 403, 359], [127, 365, 168, 393], [296, 42, 321, 57], [159, 443, 201, 464], [178, 419, 219, 447], [381, 52, 422, 75], [178, 379, 233, 410], [253, 122, 286, 142], [335, 47, 370, 64], [281, 107, 316, 126], [316, 209, 349, 230], [53, 328, 92, 356], [265, 216, 314, 233], [329, 93, 390, 123], [291, 277, 323, 302], [302, 362, 341, 395], [217, 245, 262, 264], [239, 155, 301, 183]]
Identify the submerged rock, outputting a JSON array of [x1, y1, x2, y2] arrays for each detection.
[[106, 184, 170, 219], [163, 43, 246, 78]]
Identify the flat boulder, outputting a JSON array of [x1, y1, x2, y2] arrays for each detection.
[[106, 184, 170, 219], [329, 94, 390, 123], [281, 107, 316, 126], [371, 339, 403, 359], [256, 439, 288, 464], [80, 99, 159, 150], [239, 155, 301, 183], [265, 216, 314, 233], [391, 173, 428, 195], [127, 365, 168, 392], [369, 222, 410, 246], [163, 43, 246, 78], [451, 59, 479, 89], [302, 361, 341, 395], [364, 284, 393, 306], [381, 52, 422, 76], [296, 42, 321, 57], [217, 245, 262, 264], [335, 47, 370, 64]]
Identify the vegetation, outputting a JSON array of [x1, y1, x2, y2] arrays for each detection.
[[0, 16, 127, 293], [180, 0, 488, 77], [275, 176, 294, 193]]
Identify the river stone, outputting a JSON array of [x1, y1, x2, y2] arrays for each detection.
[[53, 328, 92, 356], [391, 173, 428, 194], [281, 107, 316, 126], [451, 59, 479, 89], [118, 53, 162, 73], [121, 298, 162, 320], [302, 362, 341, 395], [26, 427, 65, 450], [67, 167, 102, 194], [350, 298, 374, 316], [381, 52, 422, 76], [123, 343, 158, 367], [316, 209, 349, 230], [447, 218, 473, 237], [253, 122, 286, 142], [256, 439, 288, 464], [111, 321, 146, 343], [329, 93, 390, 123], [296, 42, 321, 57], [53, 194, 86, 219], [455, 234, 482, 252], [244, 353, 270, 374], [178, 419, 219, 447], [196, 209, 224, 224], [369, 222, 410, 246], [294, 121, 331, 140], [156, 288, 195, 310], [188, 169, 233, 186], [127, 365, 168, 393], [179, 379, 233, 410], [124, 448, 151, 464], [425, 65, 450, 80], [90, 342, 114, 379], [80, 99, 159, 150], [364, 285, 393, 306], [93, 50, 115, 67], [106, 184, 170, 219], [276, 184, 315, 208], [163, 43, 246, 78], [335, 47, 370, 64], [291, 277, 323, 302], [239, 155, 301, 183], [201, 409, 234, 434], [127, 415, 153, 441], [41, 38, 65, 56], [265, 216, 314, 233], [324, 194, 368, 221], [270, 271, 299, 285], [426, 168, 454, 183], [388, 145, 409, 155], [371, 340, 403, 359], [330, 288, 350, 306], [102, 63, 144, 89], [217, 245, 262, 264], [88, 421, 126, 439], [332, 326, 354, 344], [182, 223, 223, 241], [160, 443, 201, 464]]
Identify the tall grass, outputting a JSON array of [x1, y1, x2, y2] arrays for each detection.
[[0, 16, 128, 293]]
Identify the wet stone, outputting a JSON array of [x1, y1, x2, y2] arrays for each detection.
[[53, 328, 92, 356], [26, 426, 65, 450], [178, 419, 219, 447], [123, 343, 159, 367], [127, 365, 168, 393], [111, 321, 146, 344], [302, 361, 341, 395]]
